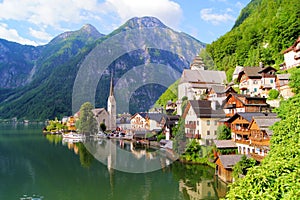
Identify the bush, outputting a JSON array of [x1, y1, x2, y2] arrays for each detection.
[[268, 89, 279, 100]]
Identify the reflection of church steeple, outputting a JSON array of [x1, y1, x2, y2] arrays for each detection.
[[107, 73, 116, 130]]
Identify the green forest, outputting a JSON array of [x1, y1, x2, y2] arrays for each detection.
[[206, 0, 300, 81]]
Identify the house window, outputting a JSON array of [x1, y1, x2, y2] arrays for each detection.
[[207, 131, 210, 135], [214, 131, 217, 135], [214, 120, 218, 126], [270, 79, 274, 84], [207, 120, 210, 125], [254, 88, 257, 92], [197, 121, 199, 126]]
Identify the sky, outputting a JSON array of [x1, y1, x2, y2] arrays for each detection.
[[0, 0, 251, 46]]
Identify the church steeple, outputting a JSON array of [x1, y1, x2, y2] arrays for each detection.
[[107, 73, 116, 130], [109, 74, 114, 97]]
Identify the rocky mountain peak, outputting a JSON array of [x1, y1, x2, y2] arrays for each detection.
[[124, 16, 168, 29]]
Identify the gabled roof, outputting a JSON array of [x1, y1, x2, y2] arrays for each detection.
[[210, 85, 226, 94], [227, 112, 277, 123], [258, 66, 277, 73], [92, 108, 108, 116], [214, 140, 237, 149], [217, 155, 245, 169], [250, 116, 280, 132], [180, 69, 226, 84], [189, 100, 225, 118], [131, 112, 165, 123], [223, 93, 268, 108], [242, 67, 262, 78]]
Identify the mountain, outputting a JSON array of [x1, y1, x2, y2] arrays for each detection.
[[206, 0, 300, 80], [0, 17, 204, 120]]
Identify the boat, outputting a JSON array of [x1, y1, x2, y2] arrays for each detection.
[[62, 132, 86, 142]]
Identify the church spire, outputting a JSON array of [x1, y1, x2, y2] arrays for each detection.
[[109, 73, 114, 97]]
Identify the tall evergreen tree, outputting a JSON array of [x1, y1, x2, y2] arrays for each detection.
[[78, 102, 98, 134]]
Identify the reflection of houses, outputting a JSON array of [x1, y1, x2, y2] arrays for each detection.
[[248, 116, 280, 162], [281, 36, 300, 70], [276, 74, 294, 99], [215, 154, 245, 183], [227, 112, 276, 155], [130, 112, 164, 131], [222, 93, 269, 117], [183, 100, 225, 146], [160, 115, 180, 140], [237, 64, 277, 97], [179, 179, 216, 200]]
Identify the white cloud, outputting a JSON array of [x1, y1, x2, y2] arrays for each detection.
[[200, 8, 235, 25], [0, 0, 103, 29], [29, 28, 53, 42], [0, 23, 37, 45], [105, 0, 183, 29]]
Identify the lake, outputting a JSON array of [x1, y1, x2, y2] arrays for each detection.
[[0, 124, 227, 200]]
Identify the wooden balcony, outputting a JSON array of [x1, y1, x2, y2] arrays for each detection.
[[232, 129, 250, 136], [235, 139, 250, 145]]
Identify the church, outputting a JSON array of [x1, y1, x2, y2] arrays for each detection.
[[92, 76, 117, 131]]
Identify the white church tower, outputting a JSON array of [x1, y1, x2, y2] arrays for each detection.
[[107, 75, 117, 130]]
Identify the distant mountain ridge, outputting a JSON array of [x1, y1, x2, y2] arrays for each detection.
[[0, 17, 204, 120]]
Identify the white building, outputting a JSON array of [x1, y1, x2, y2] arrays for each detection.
[[183, 100, 225, 146], [282, 36, 300, 70]]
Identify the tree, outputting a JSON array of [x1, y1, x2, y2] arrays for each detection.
[[268, 89, 279, 100], [289, 68, 300, 94], [77, 102, 98, 134], [232, 155, 257, 179], [217, 125, 231, 140], [172, 118, 186, 155], [100, 122, 106, 132]]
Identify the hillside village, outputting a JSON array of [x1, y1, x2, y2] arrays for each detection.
[[59, 35, 300, 183]]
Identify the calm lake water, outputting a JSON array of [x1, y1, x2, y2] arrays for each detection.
[[0, 124, 227, 200]]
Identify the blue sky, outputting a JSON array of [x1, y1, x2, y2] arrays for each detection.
[[0, 0, 250, 46]]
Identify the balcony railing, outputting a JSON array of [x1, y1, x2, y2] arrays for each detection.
[[232, 129, 250, 135], [235, 139, 250, 145]]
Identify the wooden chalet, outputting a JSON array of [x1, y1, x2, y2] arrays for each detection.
[[227, 112, 277, 154], [213, 140, 237, 157], [222, 93, 269, 117], [248, 116, 280, 162]]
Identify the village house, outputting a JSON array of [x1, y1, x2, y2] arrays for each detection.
[[248, 115, 280, 162], [183, 100, 225, 146], [276, 74, 294, 99], [116, 113, 132, 131], [237, 64, 277, 97], [227, 112, 277, 155], [222, 93, 270, 117], [130, 112, 164, 132], [215, 154, 246, 183], [281, 36, 300, 70]]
